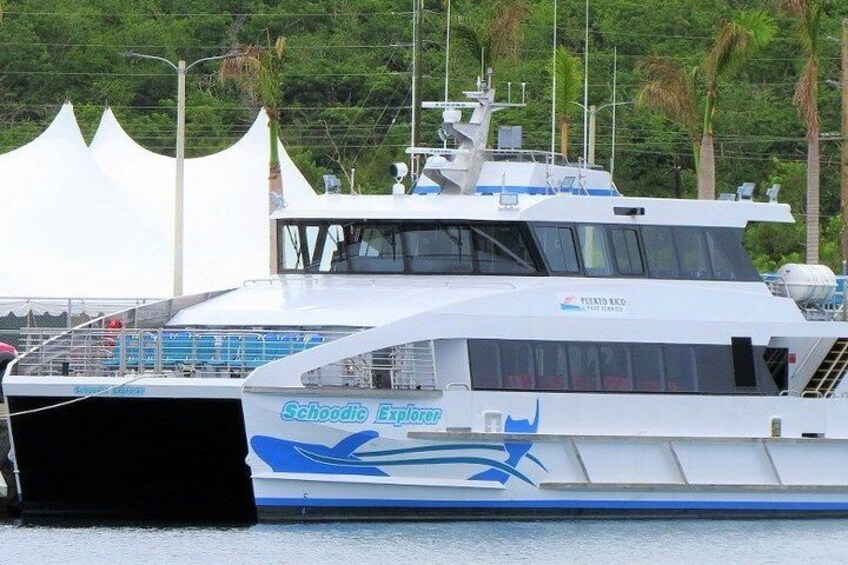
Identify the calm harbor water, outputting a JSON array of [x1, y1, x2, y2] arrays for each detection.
[[1, 519, 847, 564]]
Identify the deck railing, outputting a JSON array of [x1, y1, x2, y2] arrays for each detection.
[[302, 341, 436, 390], [16, 328, 357, 378]]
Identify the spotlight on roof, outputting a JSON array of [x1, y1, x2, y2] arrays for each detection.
[[323, 174, 342, 195], [766, 184, 781, 204], [737, 182, 756, 201]]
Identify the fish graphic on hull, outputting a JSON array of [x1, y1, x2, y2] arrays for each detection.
[[251, 400, 545, 485], [251, 431, 387, 476]]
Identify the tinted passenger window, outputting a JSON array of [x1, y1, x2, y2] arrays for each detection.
[[663, 345, 697, 392], [674, 227, 712, 280], [473, 225, 537, 274], [344, 225, 404, 273], [609, 228, 645, 276], [405, 225, 473, 273], [534, 342, 569, 390], [600, 343, 631, 391], [632, 344, 663, 392], [500, 341, 534, 389], [468, 340, 501, 389], [706, 228, 759, 281], [641, 226, 679, 279], [568, 344, 601, 390], [534, 226, 580, 273], [576, 225, 613, 276]]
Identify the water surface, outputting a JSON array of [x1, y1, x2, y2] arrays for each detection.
[[1, 519, 845, 564]]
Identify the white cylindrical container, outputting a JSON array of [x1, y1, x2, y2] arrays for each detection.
[[777, 263, 837, 305]]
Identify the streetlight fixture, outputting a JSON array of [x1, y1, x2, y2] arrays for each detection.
[[123, 49, 239, 297], [572, 99, 635, 170]]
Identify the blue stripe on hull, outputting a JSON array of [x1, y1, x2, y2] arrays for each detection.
[[255, 497, 848, 512]]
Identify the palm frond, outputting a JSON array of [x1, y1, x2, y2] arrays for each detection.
[[554, 47, 582, 119], [794, 57, 819, 134], [218, 35, 287, 115], [488, 0, 531, 63], [781, 0, 822, 55], [453, 19, 487, 67], [705, 9, 776, 83], [780, 0, 822, 132], [636, 57, 698, 135]]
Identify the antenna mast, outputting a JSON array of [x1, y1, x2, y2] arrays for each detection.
[[411, 0, 423, 182], [444, 0, 451, 103], [582, 0, 589, 165], [550, 0, 557, 158], [611, 46, 618, 179]]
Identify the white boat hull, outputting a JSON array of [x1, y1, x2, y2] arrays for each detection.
[[243, 390, 848, 519]]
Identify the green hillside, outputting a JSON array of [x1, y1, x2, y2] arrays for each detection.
[[1, 0, 847, 269]]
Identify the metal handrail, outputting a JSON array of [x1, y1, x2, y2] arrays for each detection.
[[15, 327, 359, 379], [303, 340, 436, 390]]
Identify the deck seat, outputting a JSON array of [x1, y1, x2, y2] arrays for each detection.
[[570, 375, 598, 391], [536, 375, 567, 391], [162, 331, 193, 365], [503, 374, 533, 389], [193, 335, 216, 364], [240, 334, 266, 369], [603, 375, 631, 391], [264, 332, 294, 359]]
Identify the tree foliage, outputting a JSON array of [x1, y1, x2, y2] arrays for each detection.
[[0, 0, 846, 271]]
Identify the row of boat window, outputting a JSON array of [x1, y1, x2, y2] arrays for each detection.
[[277, 220, 759, 281], [467, 339, 772, 394]]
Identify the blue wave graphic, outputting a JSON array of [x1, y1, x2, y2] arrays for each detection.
[[251, 400, 546, 487]]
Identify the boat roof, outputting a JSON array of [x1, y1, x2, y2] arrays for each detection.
[[272, 193, 794, 228]]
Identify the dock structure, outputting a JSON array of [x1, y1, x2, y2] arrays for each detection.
[[1, 403, 10, 510]]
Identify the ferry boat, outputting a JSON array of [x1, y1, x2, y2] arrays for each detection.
[[4, 81, 848, 522]]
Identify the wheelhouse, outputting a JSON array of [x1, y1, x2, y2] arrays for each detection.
[[277, 218, 761, 282]]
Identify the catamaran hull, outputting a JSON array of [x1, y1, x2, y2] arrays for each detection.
[[5, 382, 256, 523], [244, 390, 848, 521]]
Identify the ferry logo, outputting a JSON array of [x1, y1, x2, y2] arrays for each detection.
[[558, 293, 628, 315], [559, 296, 583, 311]]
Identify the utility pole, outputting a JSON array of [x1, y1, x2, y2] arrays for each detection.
[[841, 19, 848, 320], [411, 0, 423, 183], [841, 19, 848, 265], [124, 50, 237, 297], [174, 59, 186, 297], [588, 105, 597, 164]]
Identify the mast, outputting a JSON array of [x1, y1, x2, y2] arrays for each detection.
[[611, 46, 618, 179], [582, 0, 589, 165], [550, 0, 557, 159], [411, 0, 423, 182]]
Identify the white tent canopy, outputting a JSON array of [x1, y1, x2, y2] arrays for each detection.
[[90, 107, 316, 293], [0, 103, 317, 315], [0, 103, 173, 299]]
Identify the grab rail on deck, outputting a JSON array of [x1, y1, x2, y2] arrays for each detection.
[[15, 328, 358, 379], [302, 341, 437, 391]]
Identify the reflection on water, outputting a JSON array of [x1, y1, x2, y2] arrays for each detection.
[[1, 519, 846, 564]]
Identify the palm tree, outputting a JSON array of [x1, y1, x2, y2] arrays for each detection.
[[638, 10, 775, 200], [220, 35, 287, 272], [782, 0, 822, 264], [636, 57, 700, 172], [454, 0, 530, 71], [554, 48, 583, 160]]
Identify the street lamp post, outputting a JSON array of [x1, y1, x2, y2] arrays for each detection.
[[124, 50, 237, 297], [572, 100, 634, 168]]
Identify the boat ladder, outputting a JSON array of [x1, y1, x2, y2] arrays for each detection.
[[804, 338, 848, 397]]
